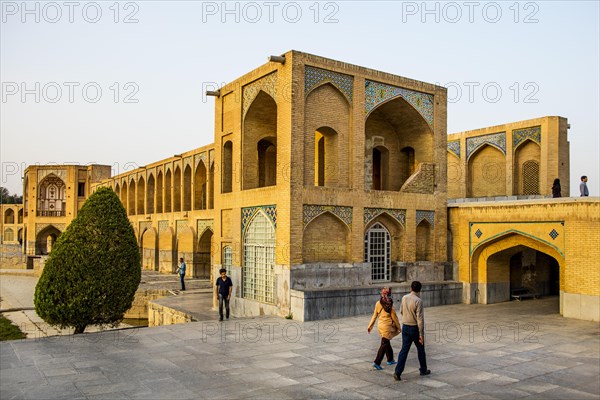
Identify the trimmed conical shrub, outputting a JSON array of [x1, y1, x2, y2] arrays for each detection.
[[34, 187, 141, 334]]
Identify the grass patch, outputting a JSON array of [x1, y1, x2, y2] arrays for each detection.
[[0, 314, 26, 341]]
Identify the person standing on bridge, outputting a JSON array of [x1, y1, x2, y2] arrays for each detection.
[[552, 178, 561, 198], [580, 176, 589, 196]]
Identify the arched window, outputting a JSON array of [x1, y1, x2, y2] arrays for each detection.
[[223, 246, 233, 277], [364, 222, 391, 282], [4, 228, 14, 242], [243, 211, 275, 303], [222, 141, 233, 193], [522, 160, 540, 195]]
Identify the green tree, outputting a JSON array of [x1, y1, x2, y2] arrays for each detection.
[[34, 187, 140, 334]]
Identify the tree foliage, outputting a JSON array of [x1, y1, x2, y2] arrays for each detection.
[[0, 187, 22, 204], [34, 187, 140, 334]]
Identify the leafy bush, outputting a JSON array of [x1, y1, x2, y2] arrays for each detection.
[[34, 187, 140, 334]]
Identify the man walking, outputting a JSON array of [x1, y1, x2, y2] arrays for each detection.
[[394, 281, 430, 381], [215, 268, 233, 321]]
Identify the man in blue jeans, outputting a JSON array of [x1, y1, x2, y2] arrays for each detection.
[[215, 268, 233, 321], [394, 281, 431, 381]]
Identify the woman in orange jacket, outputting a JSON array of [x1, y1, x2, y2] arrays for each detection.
[[367, 287, 401, 370]]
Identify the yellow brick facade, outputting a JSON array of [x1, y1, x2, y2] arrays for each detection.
[[5, 51, 598, 322]]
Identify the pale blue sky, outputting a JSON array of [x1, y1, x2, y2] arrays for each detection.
[[1, 1, 598, 196]]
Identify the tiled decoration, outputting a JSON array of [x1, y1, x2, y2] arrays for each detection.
[[35, 223, 65, 236], [242, 72, 278, 118], [158, 220, 169, 234], [416, 210, 435, 226], [176, 220, 189, 235], [38, 169, 67, 184], [364, 208, 406, 227], [475, 229, 483, 239], [466, 132, 506, 159], [195, 152, 207, 169], [304, 66, 353, 102], [197, 219, 214, 236], [513, 126, 541, 151], [303, 205, 353, 229], [549, 229, 559, 240], [448, 140, 461, 158], [138, 221, 152, 234], [364, 80, 434, 128], [242, 205, 277, 234]]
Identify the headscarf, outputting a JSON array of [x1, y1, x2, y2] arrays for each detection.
[[379, 287, 393, 313]]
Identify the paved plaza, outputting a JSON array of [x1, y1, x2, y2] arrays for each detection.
[[1, 291, 599, 399]]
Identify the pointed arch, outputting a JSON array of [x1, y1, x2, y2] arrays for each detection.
[[470, 232, 565, 305], [305, 83, 350, 188], [303, 211, 350, 263], [147, 174, 155, 214], [137, 176, 145, 215], [222, 141, 233, 193], [514, 139, 541, 195], [364, 222, 391, 281], [416, 219, 433, 261], [243, 210, 276, 303], [195, 228, 213, 278], [194, 161, 207, 210], [4, 208, 15, 224], [156, 171, 164, 213], [243, 90, 277, 190], [183, 164, 192, 211], [128, 178, 136, 215], [35, 225, 62, 255], [365, 96, 432, 191], [165, 169, 172, 213], [174, 166, 182, 212], [468, 144, 506, 197], [37, 174, 66, 216]]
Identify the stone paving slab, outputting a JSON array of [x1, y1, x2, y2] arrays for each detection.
[[1, 297, 599, 399]]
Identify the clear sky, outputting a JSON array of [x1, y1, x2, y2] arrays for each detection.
[[1, 1, 598, 196]]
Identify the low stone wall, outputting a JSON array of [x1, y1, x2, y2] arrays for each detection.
[[291, 282, 463, 321], [124, 289, 172, 319], [147, 301, 193, 326], [291, 263, 371, 290], [0, 244, 26, 269]]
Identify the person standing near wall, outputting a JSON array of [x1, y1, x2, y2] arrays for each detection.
[[580, 176, 589, 196], [176, 257, 186, 291], [552, 178, 561, 198]]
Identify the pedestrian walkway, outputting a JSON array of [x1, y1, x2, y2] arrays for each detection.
[[2, 297, 599, 399]]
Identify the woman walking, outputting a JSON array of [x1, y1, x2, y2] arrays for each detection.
[[367, 287, 401, 370]]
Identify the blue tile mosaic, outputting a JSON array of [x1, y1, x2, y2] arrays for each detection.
[[513, 126, 541, 151], [416, 210, 435, 226], [364, 208, 406, 227], [242, 205, 277, 234], [365, 80, 434, 128], [448, 140, 461, 158], [466, 132, 506, 159], [303, 205, 353, 229], [305, 66, 353, 102]]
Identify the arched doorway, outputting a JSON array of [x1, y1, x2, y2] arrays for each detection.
[[243, 211, 275, 304], [471, 233, 564, 308], [364, 222, 391, 282], [35, 225, 62, 255]]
